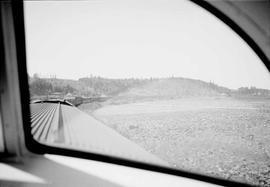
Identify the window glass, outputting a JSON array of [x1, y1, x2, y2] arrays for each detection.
[[24, 0, 270, 186]]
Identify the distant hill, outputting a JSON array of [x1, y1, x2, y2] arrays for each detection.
[[29, 75, 270, 102], [109, 77, 232, 104], [29, 76, 148, 97], [78, 77, 148, 96]]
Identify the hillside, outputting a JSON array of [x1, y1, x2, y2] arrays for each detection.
[[109, 78, 231, 104], [29, 75, 270, 102], [121, 78, 229, 97], [29, 76, 148, 98]]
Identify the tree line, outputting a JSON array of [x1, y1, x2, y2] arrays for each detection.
[[29, 75, 270, 98], [29, 78, 75, 96]]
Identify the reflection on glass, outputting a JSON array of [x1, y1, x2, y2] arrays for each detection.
[[25, 0, 270, 186]]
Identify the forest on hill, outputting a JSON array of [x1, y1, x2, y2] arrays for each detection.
[[29, 75, 270, 100]]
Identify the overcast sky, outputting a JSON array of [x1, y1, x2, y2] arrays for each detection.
[[24, 0, 270, 89]]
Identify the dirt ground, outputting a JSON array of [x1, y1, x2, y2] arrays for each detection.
[[81, 97, 270, 186]]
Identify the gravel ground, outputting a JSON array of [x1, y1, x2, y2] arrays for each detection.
[[82, 98, 270, 186]]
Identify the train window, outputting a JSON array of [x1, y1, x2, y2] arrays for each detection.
[[24, 0, 270, 186]]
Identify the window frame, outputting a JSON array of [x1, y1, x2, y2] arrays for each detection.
[[6, 0, 269, 186]]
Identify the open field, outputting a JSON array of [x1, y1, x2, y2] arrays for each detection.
[[80, 97, 270, 186]]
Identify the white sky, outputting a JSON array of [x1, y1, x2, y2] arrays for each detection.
[[24, 0, 270, 89]]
